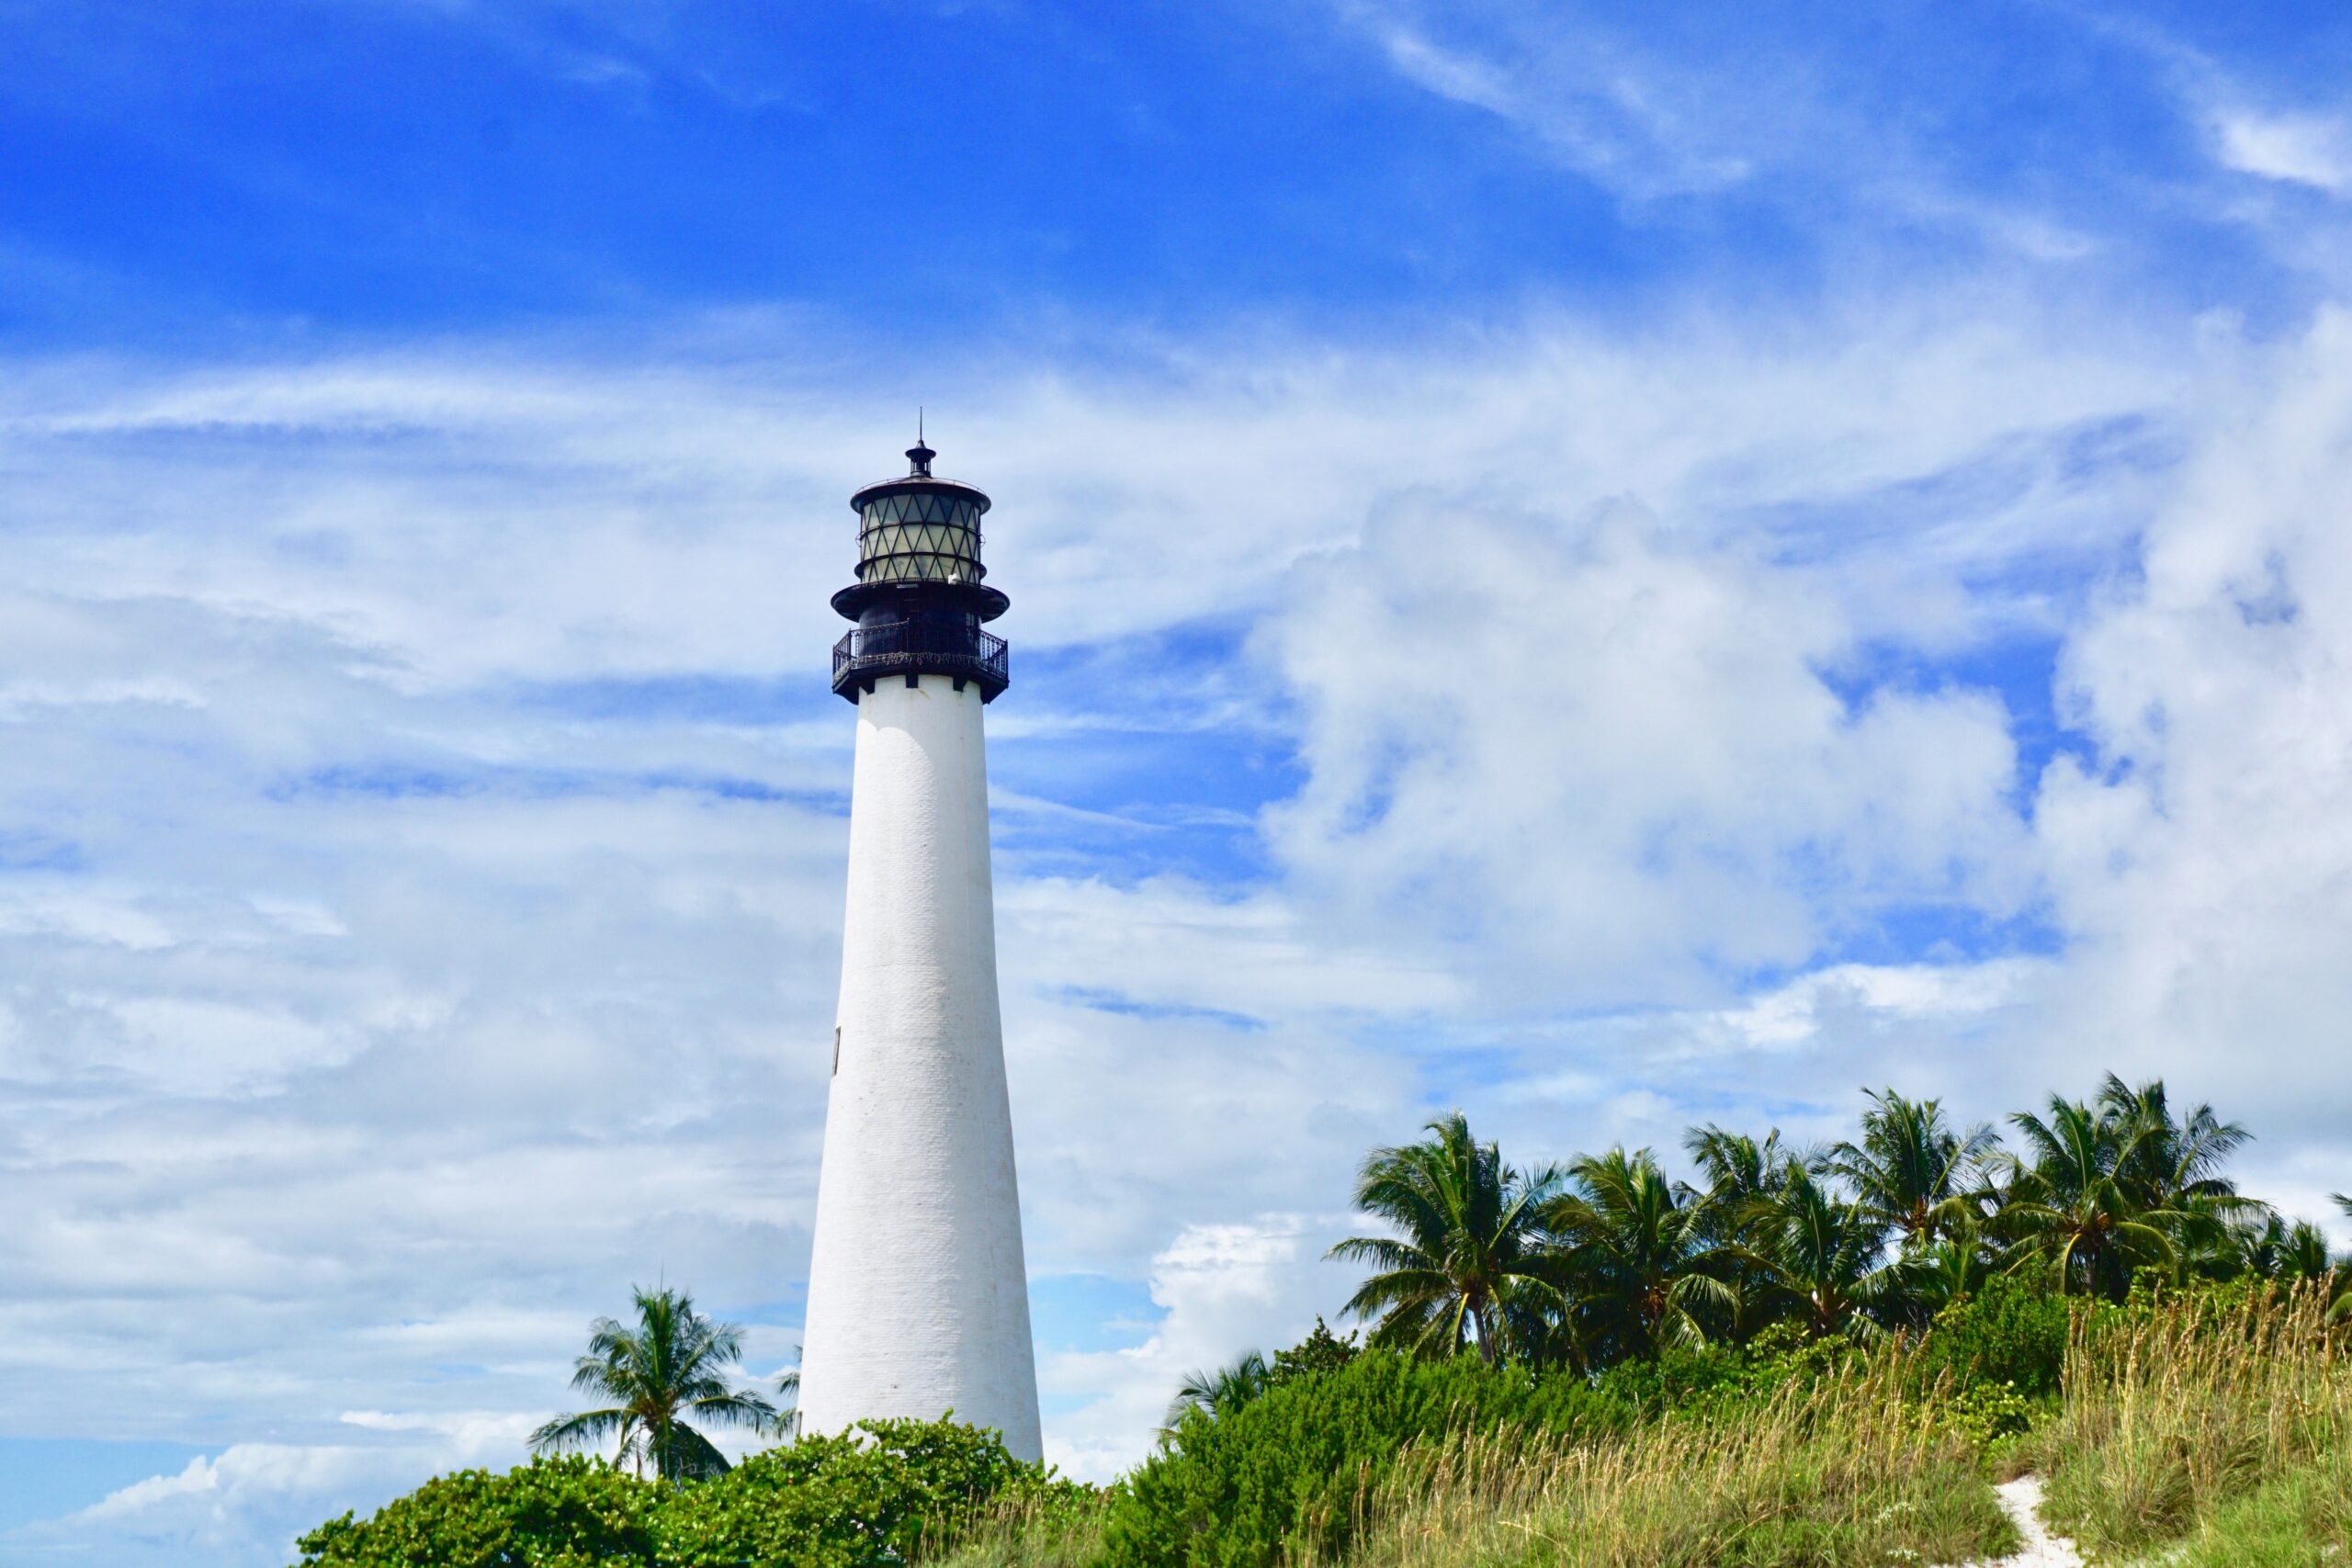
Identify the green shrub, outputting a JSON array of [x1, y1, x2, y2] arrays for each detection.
[[1590, 1323, 1870, 1422], [657, 1416, 1046, 1568], [1919, 1274, 2070, 1396], [1100, 1350, 1633, 1567], [290, 1419, 1053, 1568], [292, 1454, 662, 1568], [1941, 1381, 2037, 1446], [1591, 1341, 1752, 1413], [1267, 1317, 1358, 1386]]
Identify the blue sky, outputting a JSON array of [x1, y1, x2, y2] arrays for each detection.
[[6, 2, 2352, 1563]]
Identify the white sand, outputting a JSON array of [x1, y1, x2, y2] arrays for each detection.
[[1952, 1474, 2086, 1568]]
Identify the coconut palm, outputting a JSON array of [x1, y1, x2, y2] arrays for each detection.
[[530, 1285, 778, 1483], [2097, 1076, 2252, 1210], [1328, 1111, 1571, 1365], [1910, 1218, 1998, 1319], [1749, 1168, 1911, 1339], [1828, 1089, 1998, 1251], [1685, 1125, 1814, 1211], [773, 1351, 801, 1438], [1996, 1097, 2188, 1299], [2094, 1076, 2263, 1284], [1682, 1124, 1812, 1340], [2330, 1197, 2352, 1326], [1162, 1349, 1272, 1431], [1547, 1146, 1735, 1364], [2234, 1214, 2335, 1283], [2101, 1075, 2260, 1268]]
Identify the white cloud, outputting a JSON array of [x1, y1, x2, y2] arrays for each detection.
[[1711, 959, 2047, 1053], [1260, 498, 2036, 1007], [1334, 1, 1762, 197], [1041, 1215, 1351, 1482], [1328, 0, 2100, 255], [2031, 306, 2352, 1227], [2212, 107, 2352, 196], [19, 288, 2352, 1562]]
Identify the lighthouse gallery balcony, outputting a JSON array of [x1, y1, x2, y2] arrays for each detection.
[[831, 617, 1010, 704]]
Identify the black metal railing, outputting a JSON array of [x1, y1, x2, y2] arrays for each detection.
[[831, 619, 1010, 703]]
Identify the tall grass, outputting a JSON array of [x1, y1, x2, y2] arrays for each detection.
[[2037, 1282, 2351, 1560], [2166, 1448, 2352, 1567], [1313, 1352, 2009, 1568], [933, 1286, 2352, 1567], [924, 1487, 1113, 1568]]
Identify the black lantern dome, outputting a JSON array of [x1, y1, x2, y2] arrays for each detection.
[[831, 438, 1010, 703]]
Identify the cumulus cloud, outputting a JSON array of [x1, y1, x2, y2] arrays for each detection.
[[2032, 307, 2352, 1225], [1041, 1215, 1353, 1481], [15, 1416, 545, 1568], [1261, 497, 2035, 1007]]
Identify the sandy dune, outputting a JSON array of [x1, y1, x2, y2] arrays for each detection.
[[1951, 1475, 2085, 1568]]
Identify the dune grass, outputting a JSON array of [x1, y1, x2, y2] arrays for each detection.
[[923, 1488, 1113, 1568], [2032, 1282, 2350, 1562], [932, 1286, 2352, 1567], [2164, 1449, 2352, 1567], [1318, 1355, 2010, 1568]]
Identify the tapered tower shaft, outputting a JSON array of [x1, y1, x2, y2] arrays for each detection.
[[796, 440, 1040, 1460]]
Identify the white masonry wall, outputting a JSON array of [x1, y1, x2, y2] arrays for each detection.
[[797, 672, 1043, 1461]]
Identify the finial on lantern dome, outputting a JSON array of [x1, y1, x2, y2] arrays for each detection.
[[907, 408, 934, 477]]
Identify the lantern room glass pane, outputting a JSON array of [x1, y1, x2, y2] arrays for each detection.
[[858, 492, 983, 583]]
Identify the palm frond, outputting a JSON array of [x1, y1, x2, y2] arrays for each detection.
[[529, 1406, 628, 1454]]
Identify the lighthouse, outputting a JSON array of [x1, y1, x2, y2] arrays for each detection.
[[795, 435, 1043, 1461]]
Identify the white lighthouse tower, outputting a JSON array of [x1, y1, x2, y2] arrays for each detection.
[[795, 434, 1042, 1461]]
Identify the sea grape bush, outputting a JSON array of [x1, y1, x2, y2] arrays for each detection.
[[288, 1418, 1058, 1568], [293, 1455, 663, 1568], [658, 1416, 1046, 1568], [1917, 1274, 2072, 1397], [1102, 1348, 1636, 1568]]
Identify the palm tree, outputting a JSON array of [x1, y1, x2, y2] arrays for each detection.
[[2234, 1214, 2335, 1283], [1685, 1125, 1814, 1213], [1750, 1168, 1910, 1340], [1162, 1349, 1272, 1432], [1911, 1218, 1997, 1319], [1327, 1111, 1571, 1365], [2097, 1075, 2252, 1211], [1828, 1089, 1998, 1251], [1547, 1146, 1734, 1364], [1682, 1124, 1812, 1341], [774, 1350, 801, 1438], [530, 1285, 779, 1483], [2332, 1197, 2352, 1327], [2098, 1075, 2260, 1274], [1996, 1097, 2187, 1299]]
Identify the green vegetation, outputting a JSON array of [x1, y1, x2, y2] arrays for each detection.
[[293, 1456, 662, 1567], [1312, 1359, 2010, 1568], [1329, 1111, 1572, 1363], [2033, 1281, 2352, 1560], [297, 1075, 2351, 1567], [294, 1416, 1057, 1567], [660, 1418, 1057, 1567], [528, 1284, 779, 1482], [1110, 1344, 1636, 1564]]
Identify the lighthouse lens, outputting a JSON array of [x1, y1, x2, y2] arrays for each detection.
[[857, 491, 983, 584]]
